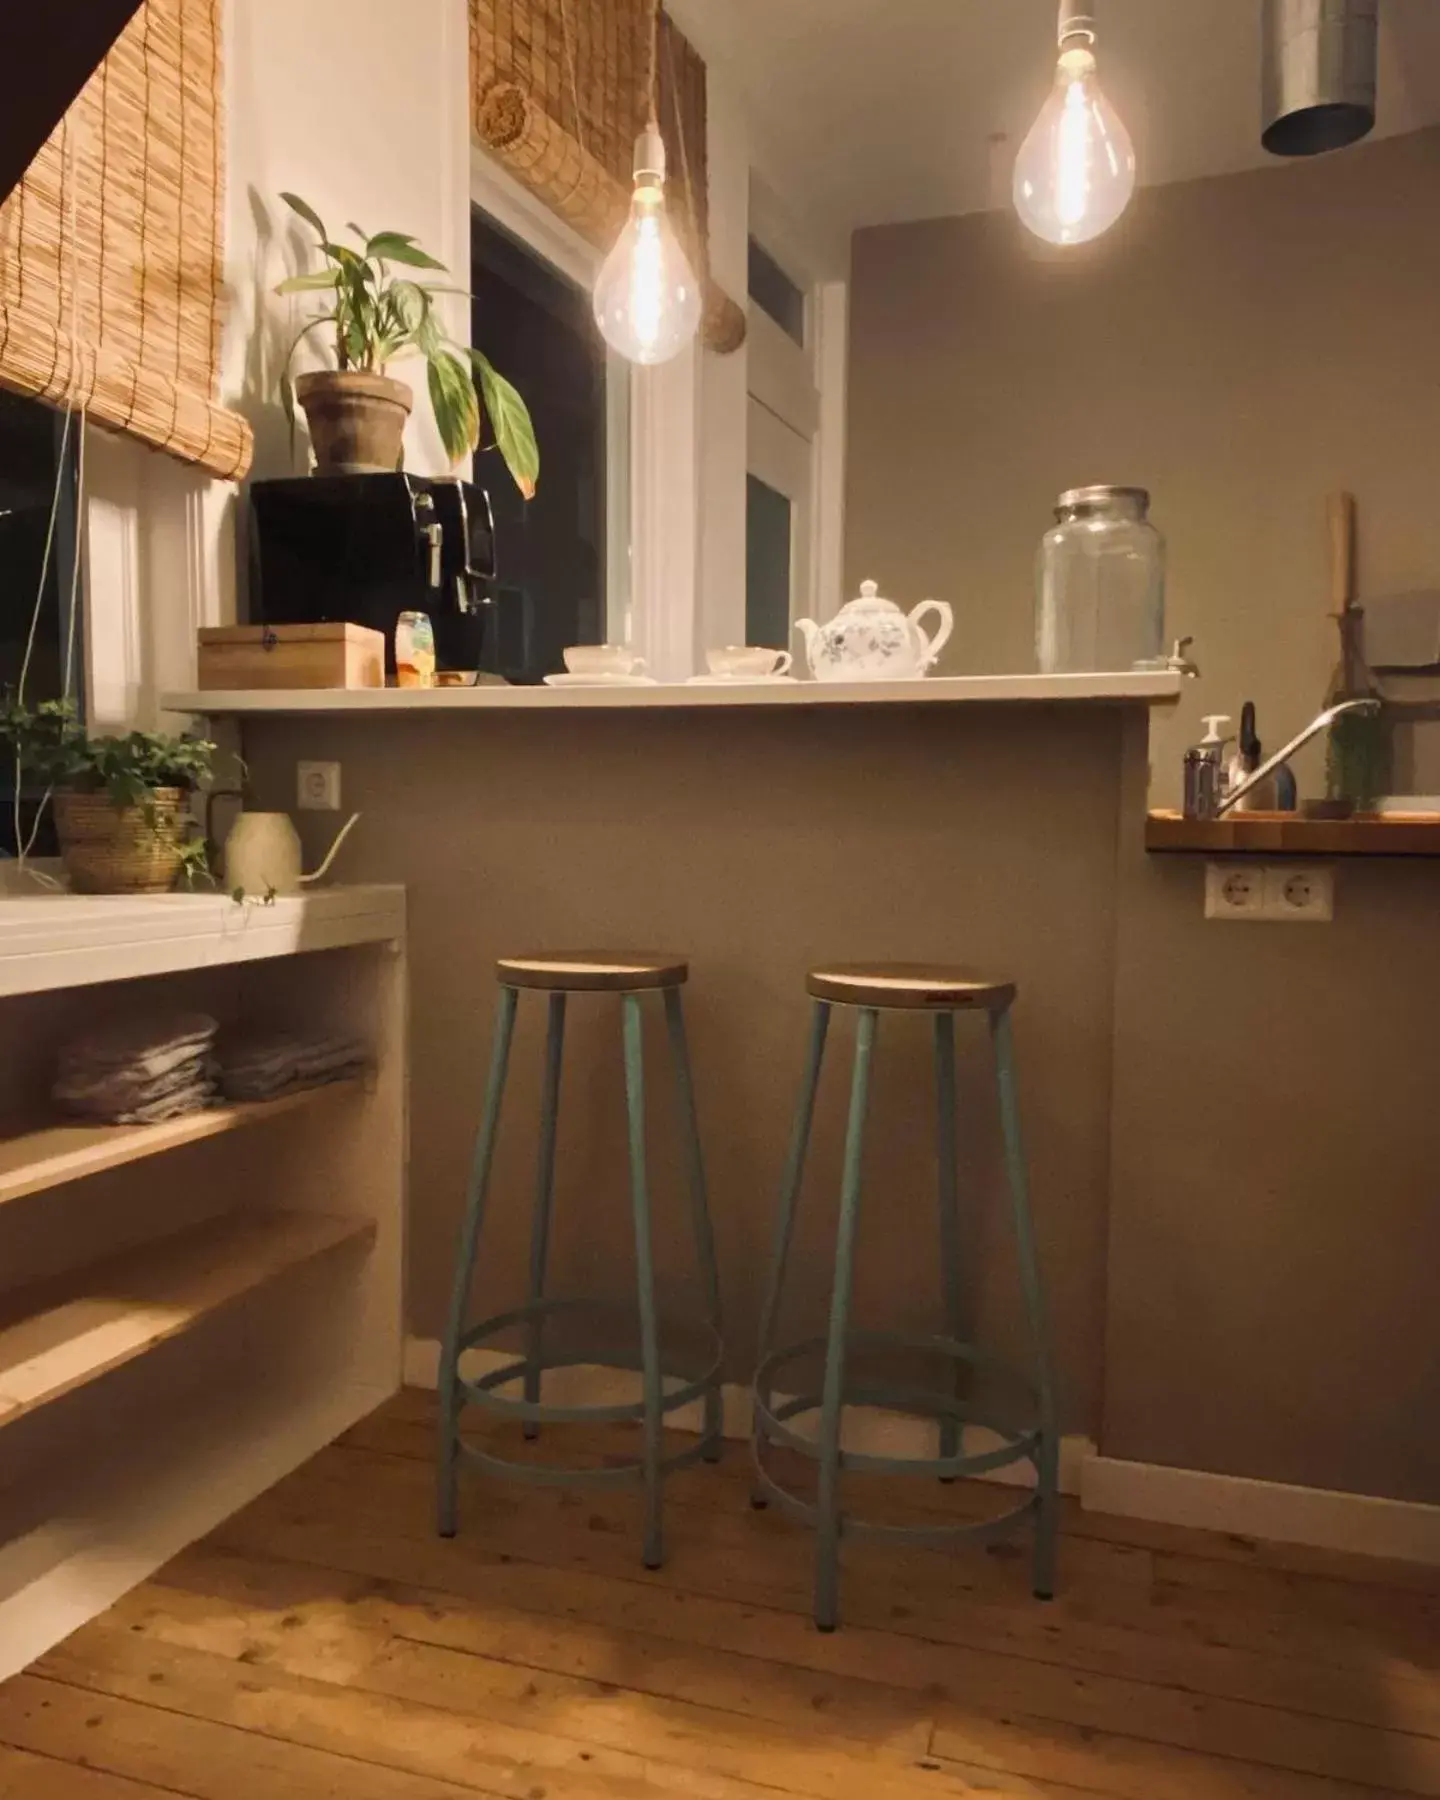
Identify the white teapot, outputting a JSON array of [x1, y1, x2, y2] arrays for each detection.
[[795, 580, 953, 681]]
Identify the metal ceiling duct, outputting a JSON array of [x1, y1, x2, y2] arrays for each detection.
[[1261, 0, 1379, 157]]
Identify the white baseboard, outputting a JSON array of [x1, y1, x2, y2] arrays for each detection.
[[402, 1337, 1093, 1496], [405, 1337, 1440, 1564], [1082, 1455, 1440, 1567]]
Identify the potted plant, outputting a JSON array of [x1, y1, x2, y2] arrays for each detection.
[[2, 700, 215, 895], [275, 194, 539, 495]]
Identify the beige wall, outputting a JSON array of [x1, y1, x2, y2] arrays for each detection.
[[847, 132, 1440, 1503], [847, 127, 1440, 806]]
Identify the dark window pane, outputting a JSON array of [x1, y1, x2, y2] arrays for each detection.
[[0, 391, 82, 857], [746, 474, 792, 650], [748, 238, 805, 345], [472, 209, 608, 682]]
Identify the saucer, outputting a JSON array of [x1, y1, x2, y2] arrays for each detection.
[[686, 673, 798, 686], [545, 671, 657, 688]]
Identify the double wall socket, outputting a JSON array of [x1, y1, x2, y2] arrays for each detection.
[[1204, 861, 1334, 923]]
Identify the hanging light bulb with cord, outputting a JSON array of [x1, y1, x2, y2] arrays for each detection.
[[593, 0, 702, 364], [1013, 5, 1136, 247]]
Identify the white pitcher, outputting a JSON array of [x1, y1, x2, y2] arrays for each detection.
[[222, 810, 360, 898]]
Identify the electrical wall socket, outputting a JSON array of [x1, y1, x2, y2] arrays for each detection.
[[297, 761, 341, 811], [1204, 861, 1334, 923], [1263, 863, 1334, 923], [1205, 862, 1266, 920]]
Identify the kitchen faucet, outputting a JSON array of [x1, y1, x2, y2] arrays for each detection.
[[1216, 696, 1381, 817]]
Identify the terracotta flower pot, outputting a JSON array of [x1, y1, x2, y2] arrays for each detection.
[[295, 369, 413, 475], [54, 788, 188, 894]]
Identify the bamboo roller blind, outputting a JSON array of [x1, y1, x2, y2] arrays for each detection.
[[472, 0, 746, 354], [0, 0, 252, 480]]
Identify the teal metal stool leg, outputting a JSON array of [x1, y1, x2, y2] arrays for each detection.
[[523, 993, 567, 1440], [437, 984, 518, 1538], [815, 1005, 878, 1632], [664, 988, 723, 1461], [934, 1011, 965, 1473], [990, 1004, 1058, 1600], [753, 1001, 830, 1501], [623, 993, 666, 1569]]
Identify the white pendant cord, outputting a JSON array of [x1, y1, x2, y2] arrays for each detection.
[[13, 109, 89, 883], [556, 0, 586, 157]]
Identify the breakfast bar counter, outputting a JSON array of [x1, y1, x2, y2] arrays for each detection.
[[229, 684, 1166, 1458]]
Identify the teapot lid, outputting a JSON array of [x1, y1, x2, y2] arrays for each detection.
[[846, 577, 900, 612]]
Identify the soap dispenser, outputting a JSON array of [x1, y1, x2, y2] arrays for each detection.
[[1183, 714, 1232, 819]]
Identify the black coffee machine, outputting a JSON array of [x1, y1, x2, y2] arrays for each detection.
[[248, 474, 531, 678]]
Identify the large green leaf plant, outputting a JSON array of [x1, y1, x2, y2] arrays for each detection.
[[275, 193, 539, 499]]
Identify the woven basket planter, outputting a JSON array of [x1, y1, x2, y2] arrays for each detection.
[[54, 788, 188, 895]]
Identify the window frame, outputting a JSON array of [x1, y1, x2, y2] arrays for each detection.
[[745, 177, 848, 635], [469, 145, 633, 651]]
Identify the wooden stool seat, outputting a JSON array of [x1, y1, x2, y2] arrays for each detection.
[[806, 963, 1014, 1011], [497, 952, 688, 992]]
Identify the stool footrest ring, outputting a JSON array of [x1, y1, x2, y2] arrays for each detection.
[[454, 1298, 722, 1428], [750, 1442, 1042, 1545], [755, 1330, 1041, 1481], [459, 1430, 720, 1488]]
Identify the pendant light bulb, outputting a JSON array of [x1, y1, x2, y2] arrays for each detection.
[[1013, 10, 1135, 247], [593, 125, 702, 366]]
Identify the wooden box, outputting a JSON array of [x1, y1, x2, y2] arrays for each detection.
[[196, 623, 385, 691]]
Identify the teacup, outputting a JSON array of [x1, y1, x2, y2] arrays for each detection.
[[564, 644, 647, 677], [705, 645, 793, 679]]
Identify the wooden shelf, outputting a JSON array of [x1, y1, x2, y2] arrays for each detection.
[[0, 1208, 375, 1430], [0, 1079, 364, 1209], [1145, 811, 1440, 857]]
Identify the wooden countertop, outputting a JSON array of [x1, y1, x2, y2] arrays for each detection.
[[1146, 811, 1440, 856]]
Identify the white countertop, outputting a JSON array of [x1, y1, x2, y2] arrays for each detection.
[[163, 671, 1182, 714], [0, 883, 405, 997]]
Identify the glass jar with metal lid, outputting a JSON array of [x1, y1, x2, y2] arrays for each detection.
[[1036, 485, 1165, 674]]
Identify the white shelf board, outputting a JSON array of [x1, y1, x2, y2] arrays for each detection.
[[0, 1079, 364, 1210], [0, 1208, 375, 1430], [0, 883, 405, 998], [163, 670, 1183, 715]]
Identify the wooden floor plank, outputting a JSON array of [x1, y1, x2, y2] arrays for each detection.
[[154, 1535, 1440, 1744], [222, 1436, 1440, 1679], [122, 1552, 935, 1758], [11, 1390, 1438, 1800], [36, 1628, 1071, 1800], [0, 1744, 192, 1800], [0, 1674, 488, 1800], [141, 1532, 1440, 1796], [349, 1393, 1440, 1595], [317, 1426, 1440, 1653]]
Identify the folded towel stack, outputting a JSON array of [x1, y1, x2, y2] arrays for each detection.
[[54, 1013, 220, 1124], [217, 1027, 369, 1103]]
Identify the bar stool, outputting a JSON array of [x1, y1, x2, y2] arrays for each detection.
[[437, 952, 723, 1570], [753, 963, 1058, 1631]]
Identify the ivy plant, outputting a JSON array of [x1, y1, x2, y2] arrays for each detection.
[[0, 698, 216, 810], [275, 193, 540, 499]]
